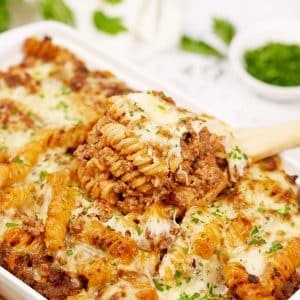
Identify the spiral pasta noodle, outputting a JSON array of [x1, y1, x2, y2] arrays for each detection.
[[192, 220, 223, 259], [80, 219, 138, 264], [77, 257, 112, 288], [262, 237, 300, 296], [224, 262, 275, 300], [0, 184, 36, 210], [2, 228, 44, 254], [45, 186, 76, 251]]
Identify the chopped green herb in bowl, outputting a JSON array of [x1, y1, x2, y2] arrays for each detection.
[[244, 42, 300, 87]]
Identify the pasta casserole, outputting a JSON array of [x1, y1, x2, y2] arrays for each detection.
[[0, 37, 299, 300]]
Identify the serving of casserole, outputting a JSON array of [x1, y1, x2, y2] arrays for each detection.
[[0, 22, 299, 300]]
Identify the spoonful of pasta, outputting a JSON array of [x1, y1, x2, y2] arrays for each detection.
[[74, 92, 300, 213]]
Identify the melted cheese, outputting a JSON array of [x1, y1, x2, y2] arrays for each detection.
[[0, 129, 34, 157], [0, 80, 85, 128]]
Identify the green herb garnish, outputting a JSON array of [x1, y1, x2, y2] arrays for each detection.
[[250, 225, 260, 236], [213, 17, 236, 45], [0, 0, 9, 32], [39, 0, 75, 26], [39, 170, 48, 181], [14, 157, 24, 164], [227, 146, 248, 160], [104, 0, 123, 4], [267, 242, 283, 253], [54, 101, 68, 112], [244, 43, 300, 87], [249, 236, 267, 246], [180, 35, 224, 58], [157, 105, 166, 111], [135, 225, 142, 235], [66, 249, 73, 256], [276, 205, 291, 217], [5, 222, 19, 228], [152, 279, 171, 292], [178, 292, 202, 300], [93, 10, 127, 35]]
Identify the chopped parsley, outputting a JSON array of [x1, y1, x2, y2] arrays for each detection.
[[14, 157, 24, 164], [157, 105, 166, 111], [5, 222, 19, 228], [54, 101, 68, 112], [227, 145, 248, 160], [152, 279, 171, 292], [276, 205, 291, 217], [191, 217, 200, 224], [248, 236, 267, 246], [39, 170, 48, 181], [182, 247, 189, 254], [250, 225, 260, 236], [66, 249, 73, 256], [248, 225, 266, 245], [2, 124, 8, 130], [61, 85, 70, 95], [212, 208, 223, 217], [178, 292, 202, 300], [135, 225, 142, 235], [267, 242, 283, 253], [175, 270, 183, 286]]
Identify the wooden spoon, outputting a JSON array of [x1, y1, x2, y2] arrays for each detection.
[[234, 119, 300, 162]]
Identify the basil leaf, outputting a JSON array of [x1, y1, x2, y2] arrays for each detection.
[[104, 0, 123, 4], [93, 10, 127, 35], [39, 0, 75, 26], [0, 0, 10, 32], [213, 17, 236, 45], [180, 35, 224, 59]]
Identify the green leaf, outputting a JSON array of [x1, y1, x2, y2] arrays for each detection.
[[276, 205, 291, 217], [93, 10, 127, 35], [213, 17, 236, 45], [267, 242, 283, 253], [39, 0, 75, 26], [5, 222, 19, 228], [180, 35, 224, 59], [66, 249, 73, 256], [250, 225, 259, 236], [39, 170, 48, 181], [178, 292, 202, 300], [14, 157, 24, 164], [0, 0, 10, 32], [104, 0, 123, 4], [135, 225, 141, 235]]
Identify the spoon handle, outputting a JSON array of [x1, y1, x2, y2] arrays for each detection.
[[233, 119, 300, 162]]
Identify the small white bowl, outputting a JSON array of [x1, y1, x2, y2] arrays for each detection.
[[229, 20, 300, 101]]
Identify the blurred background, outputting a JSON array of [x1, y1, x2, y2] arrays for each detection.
[[2, 0, 300, 160]]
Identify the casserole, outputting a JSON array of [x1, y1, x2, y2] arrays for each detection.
[[0, 21, 299, 300]]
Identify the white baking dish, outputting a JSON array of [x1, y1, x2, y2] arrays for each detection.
[[0, 21, 299, 300]]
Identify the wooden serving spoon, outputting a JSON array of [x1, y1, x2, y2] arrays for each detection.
[[234, 119, 300, 163]]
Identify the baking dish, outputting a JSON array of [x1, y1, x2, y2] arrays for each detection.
[[0, 21, 299, 300]]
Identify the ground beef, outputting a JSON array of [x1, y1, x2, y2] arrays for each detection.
[[0, 247, 82, 300], [75, 118, 228, 214]]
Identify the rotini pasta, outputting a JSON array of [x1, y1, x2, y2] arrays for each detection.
[[78, 219, 138, 264], [45, 185, 76, 251], [224, 262, 275, 300], [0, 36, 298, 300]]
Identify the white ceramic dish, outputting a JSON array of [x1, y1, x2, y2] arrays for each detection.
[[230, 20, 300, 101], [0, 21, 299, 300]]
